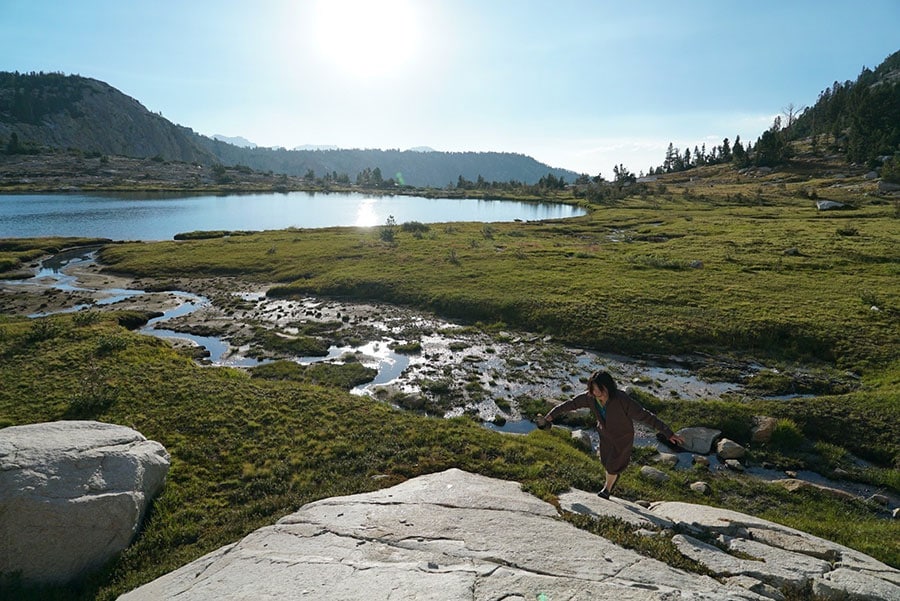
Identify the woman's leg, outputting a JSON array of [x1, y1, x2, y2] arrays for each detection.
[[597, 472, 619, 498], [605, 472, 619, 492], [597, 440, 626, 498]]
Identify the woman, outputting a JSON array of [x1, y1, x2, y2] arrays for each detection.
[[538, 370, 685, 499]]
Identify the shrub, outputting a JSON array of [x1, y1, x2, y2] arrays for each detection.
[[379, 216, 397, 243], [745, 370, 796, 396], [421, 378, 451, 394], [628, 254, 690, 270], [769, 418, 806, 451], [391, 341, 422, 354], [0, 257, 19, 273], [72, 311, 102, 326], [881, 155, 900, 183], [249, 359, 376, 389], [67, 363, 118, 418], [401, 221, 430, 234], [25, 319, 63, 343], [95, 334, 128, 356], [252, 330, 329, 357]]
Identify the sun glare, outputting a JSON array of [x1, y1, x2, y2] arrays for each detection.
[[354, 198, 380, 227], [312, 0, 423, 80]]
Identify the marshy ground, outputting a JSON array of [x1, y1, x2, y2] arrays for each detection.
[[2, 251, 847, 423]]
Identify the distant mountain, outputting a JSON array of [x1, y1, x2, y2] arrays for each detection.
[[407, 146, 435, 153], [212, 134, 257, 148], [194, 140, 580, 188], [0, 72, 580, 187]]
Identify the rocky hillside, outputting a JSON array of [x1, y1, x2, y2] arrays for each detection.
[[0, 72, 214, 164], [0, 72, 579, 187], [786, 49, 900, 166]]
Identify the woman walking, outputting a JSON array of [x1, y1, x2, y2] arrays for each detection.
[[538, 370, 684, 498]]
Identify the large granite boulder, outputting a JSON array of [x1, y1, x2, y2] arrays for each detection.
[[119, 468, 900, 600], [717, 437, 747, 459], [0, 421, 170, 585], [674, 426, 721, 454], [877, 180, 900, 194], [816, 200, 846, 210], [751, 415, 778, 443], [123, 468, 760, 600]]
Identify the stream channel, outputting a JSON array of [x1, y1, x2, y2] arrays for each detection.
[[9, 248, 897, 508]]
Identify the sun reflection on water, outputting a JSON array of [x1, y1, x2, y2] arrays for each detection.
[[354, 198, 380, 227]]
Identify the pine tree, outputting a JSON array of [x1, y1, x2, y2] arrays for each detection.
[[721, 138, 732, 162], [732, 135, 748, 166], [663, 143, 675, 173]]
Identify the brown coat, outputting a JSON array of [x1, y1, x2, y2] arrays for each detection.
[[545, 389, 674, 474]]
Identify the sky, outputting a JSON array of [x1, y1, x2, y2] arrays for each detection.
[[2, 0, 898, 178]]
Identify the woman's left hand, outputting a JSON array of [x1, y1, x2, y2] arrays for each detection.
[[669, 433, 686, 446]]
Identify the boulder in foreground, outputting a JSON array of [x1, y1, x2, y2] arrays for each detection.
[[0, 420, 170, 585], [121, 468, 899, 600]]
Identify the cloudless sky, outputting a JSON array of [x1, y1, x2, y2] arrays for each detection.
[[2, 0, 898, 177]]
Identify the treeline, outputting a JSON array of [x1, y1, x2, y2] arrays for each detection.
[[253, 164, 575, 194], [301, 168, 574, 194], [652, 126, 791, 174], [650, 135, 755, 175], [355, 165, 645, 204], [1, 132, 39, 154], [453, 171, 568, 192], [0, 71, 88, 125]]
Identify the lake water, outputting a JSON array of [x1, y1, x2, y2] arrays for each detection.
[[0, 191, 585, 240]]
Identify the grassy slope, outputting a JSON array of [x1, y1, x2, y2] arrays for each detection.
[[1, 158, 898, 598]]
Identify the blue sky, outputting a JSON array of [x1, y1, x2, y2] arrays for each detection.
[[2, 1, 898, 177]]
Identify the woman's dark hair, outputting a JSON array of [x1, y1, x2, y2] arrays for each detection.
[[588, 370, 617, 395]]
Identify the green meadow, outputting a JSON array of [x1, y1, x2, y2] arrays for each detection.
[[1, 160, 898, 600]]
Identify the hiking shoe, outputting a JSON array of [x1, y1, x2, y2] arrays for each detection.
[[597, 489, 610, 499]]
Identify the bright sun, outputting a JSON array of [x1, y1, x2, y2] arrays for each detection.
[[311, 0, 423, 80]]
